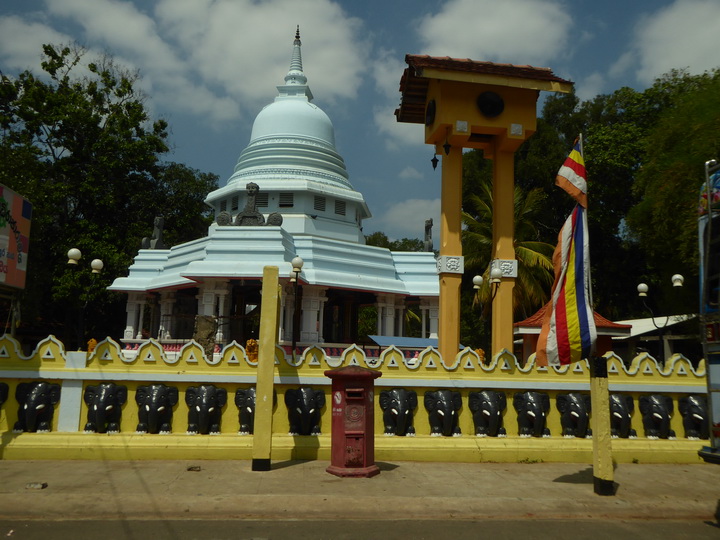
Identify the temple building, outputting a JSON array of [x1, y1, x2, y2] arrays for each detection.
[[109, 30, 439, 351]]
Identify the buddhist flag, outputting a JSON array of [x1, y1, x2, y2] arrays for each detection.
[[556, 139, 587, 208], [536, 138, 596, 366]]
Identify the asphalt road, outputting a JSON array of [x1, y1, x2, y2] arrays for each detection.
[[1, 519, 719, 540]]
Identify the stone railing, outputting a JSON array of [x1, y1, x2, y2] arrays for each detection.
[[0, 334, 709, 463]]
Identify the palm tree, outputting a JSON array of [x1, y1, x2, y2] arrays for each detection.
[[462, 170, 555, 321]]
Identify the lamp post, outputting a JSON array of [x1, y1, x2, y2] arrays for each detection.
[[290, 256, 304, 357], [472, 265, 504, 307], [637, 274, 684, 362], [67, 248, 103, 350]]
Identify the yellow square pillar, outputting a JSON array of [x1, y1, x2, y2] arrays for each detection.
[[252, 265, 281, 471]]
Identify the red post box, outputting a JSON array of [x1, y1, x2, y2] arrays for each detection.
[[324, 365, 382, 478]]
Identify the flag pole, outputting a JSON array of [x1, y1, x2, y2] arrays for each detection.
[[582, 131, 615, 496]]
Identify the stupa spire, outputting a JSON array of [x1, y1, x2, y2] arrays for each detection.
[[284, 25, 308, 87]]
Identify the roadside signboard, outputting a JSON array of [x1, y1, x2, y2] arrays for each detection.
[[0, 184, 32, 290]]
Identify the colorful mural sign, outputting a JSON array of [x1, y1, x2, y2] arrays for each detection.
[[0, 185, 32, 289]]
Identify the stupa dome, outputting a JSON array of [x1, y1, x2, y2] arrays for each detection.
[[222, 28, 352, 191], [250, 99, 335, 146]]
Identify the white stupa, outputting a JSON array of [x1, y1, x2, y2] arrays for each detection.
[[110, 29, 439, 349]]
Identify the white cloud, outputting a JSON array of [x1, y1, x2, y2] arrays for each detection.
[[576, 72, 606, 101], [0, 16, 72, 71], [370, 49, 426, 149], [2, 0, 369, 126], [633, 0, 720, 85], [369, 198, 441, 241], [375, 0, 573, 150], [609, 51, 636, 80], [417, 0, 572, 66], [372, 48, 405, 100], [398, 166, 423, 181], [155, 0, 368, 106], [373, 104, 425, 150]]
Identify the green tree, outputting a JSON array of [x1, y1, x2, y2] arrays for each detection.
[[461, 150, 555, 337], [364, 231, 425, 252], [0, 44, 218, 345], [627, 69, 720, 314]]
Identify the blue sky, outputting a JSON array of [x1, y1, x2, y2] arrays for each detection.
[[2, 0, 719, 242]]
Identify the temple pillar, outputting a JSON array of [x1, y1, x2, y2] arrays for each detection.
[[135, 295, 147, 339], [376, 294, 396, 336], [158, 291, 175, 340], [198, 283, 217, 317], [299, 286, 326, 343], [422, 298, 439, 339], [491, 149, 517, 354], [283, 283, 295, 343], [124, 292, 144, 340], [318, 294, 327, 343], [215, 282, 229, 343], [437, 145, 463, 363], [278, 294, 287, 342]]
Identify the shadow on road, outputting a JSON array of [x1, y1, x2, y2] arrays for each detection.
[[552, 466, 593, 484]]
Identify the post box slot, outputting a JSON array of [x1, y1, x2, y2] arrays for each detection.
[[346, 389, 364, 399]]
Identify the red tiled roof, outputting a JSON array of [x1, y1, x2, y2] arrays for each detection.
[[514, 303, 632, 330], [405, 55, 571, 83], [396, 55, 573, 124]]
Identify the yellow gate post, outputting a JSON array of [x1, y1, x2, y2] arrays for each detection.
[[590, 356, 615, 495], [396, 56, 572, 358], [252, 265, 281, 471], [438, 144, 463, 362]]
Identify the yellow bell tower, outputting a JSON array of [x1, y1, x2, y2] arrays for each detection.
[[396, 56, 572, 361]]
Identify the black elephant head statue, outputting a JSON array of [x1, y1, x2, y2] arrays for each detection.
[[235, 387, 257, 435], [609, 394, 636, 438], [678, 394, 709, 440], [469, 390, 506, 437], [284, 387, 325, 435], [513, 391, 551, 438], [84, 383, 128, 433], [379, 388, 418, 436], [135, 384, 179, 434], [638, 394, 675, 439], [424, 389, 462, 437], [14, 381, 61, 433], [186, 385, 227, 434], [556, 393, 592, 438]]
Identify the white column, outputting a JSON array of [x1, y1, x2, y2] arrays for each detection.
[[375, 294, 394, 336], [198, 286, 216, 317], [284, 285, 295, 343], [158, 291, 175, 340], [395, 298, 405, 337], [375, 295, 383, 336], [422, 298, 439, 339], [384, 306, 395, 336], [278, 294, 287, 342], [318, 294, 328, 344], [135, 295, 147, 339], [123, 292, 143, 340], [215, 281, 229, 343], [429, 305, 439, 339], [420, 306, 428, 339], [299, 286, 326, 343]]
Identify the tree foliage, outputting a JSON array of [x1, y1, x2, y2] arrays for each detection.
[[0, 44, 218, 344], [364, 231, 425, 252], [461, 150, 555, 322], [628, 71, 720, 270]]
